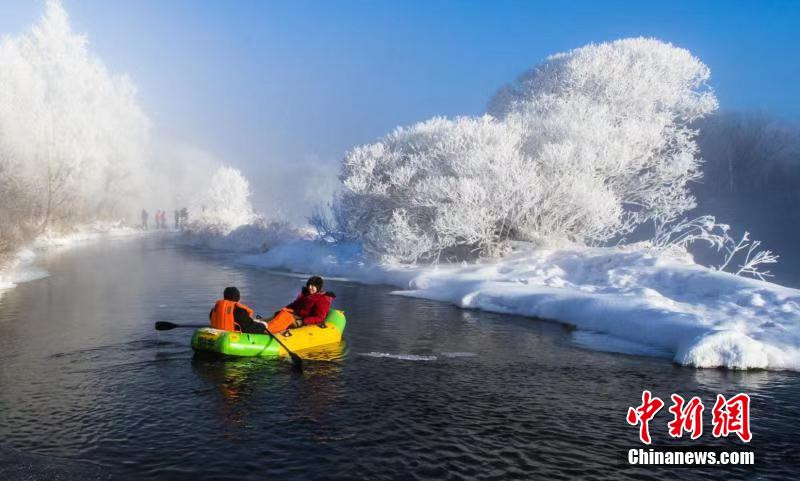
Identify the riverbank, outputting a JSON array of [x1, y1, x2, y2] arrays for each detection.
[[237, 239, 800, 371], [0, 222, 144, 297]]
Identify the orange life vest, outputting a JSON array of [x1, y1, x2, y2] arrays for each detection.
[[267, 308, 296, 333], [210, 299, 254, 331]]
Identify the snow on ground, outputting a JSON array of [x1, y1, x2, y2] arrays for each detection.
[[239, 240, 800, 371], [0, 249, 47, 292], [33, 221, 141, 248], [0, 222, 142, 297]]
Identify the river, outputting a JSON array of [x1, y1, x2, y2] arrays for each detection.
[[0, 235, 797, 480]]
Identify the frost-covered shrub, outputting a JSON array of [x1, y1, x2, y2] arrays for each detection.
[[332, 38, 718, 262], [492, 37, 718, 239], [180, 166, 304, 252], [180, 218, 304, 253], [191, 166, 257, 234], [653, 215, 778, 280], [335, 116, 536, 262]]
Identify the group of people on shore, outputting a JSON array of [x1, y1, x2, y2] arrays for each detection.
[[209, 276, 335, 335], [140, 208, 189, 230]]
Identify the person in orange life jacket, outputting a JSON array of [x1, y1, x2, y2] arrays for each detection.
[[267, 276, 335, 333], [209, 286, 268, 334]]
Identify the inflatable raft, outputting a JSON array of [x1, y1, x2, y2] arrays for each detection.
[[191, 309, 346, 358]]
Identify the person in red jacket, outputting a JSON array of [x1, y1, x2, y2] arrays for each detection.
[[267, 276, 335, 333]]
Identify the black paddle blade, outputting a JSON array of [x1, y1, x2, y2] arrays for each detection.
[[154, 322, 208, 331], [288, 353, 303, 372], [155, 321, 178, 331]]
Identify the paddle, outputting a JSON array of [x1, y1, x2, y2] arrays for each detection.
[[153, 320, 303, 372], [262, 327, 304, 373], [154, 321, 207, 330]]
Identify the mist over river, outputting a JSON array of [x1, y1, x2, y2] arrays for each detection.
[[0, 235, 798, 480]]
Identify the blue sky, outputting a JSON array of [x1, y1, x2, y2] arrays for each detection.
[[1, 0, 798, 211]]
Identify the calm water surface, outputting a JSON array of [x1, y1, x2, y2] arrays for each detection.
[[0, 235, 798, 480]]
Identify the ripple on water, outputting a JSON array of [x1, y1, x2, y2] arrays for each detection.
[[358, 352, 438, 361]]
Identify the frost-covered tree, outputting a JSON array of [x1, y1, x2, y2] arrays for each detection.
[[0, 0, 150, 228], [333, 116, 534, 261], [181, 166, 305, 252], [192, 166, 257, 234], [492, 37, 718, 241], [330, 38, 719, 262], [0, 162, 40, 264]]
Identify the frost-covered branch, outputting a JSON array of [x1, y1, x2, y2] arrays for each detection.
[[735, 241, 778, 280], [655, 215, 779, 281], [652, 215, 728, 250]]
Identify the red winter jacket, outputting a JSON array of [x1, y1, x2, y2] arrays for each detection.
[[286, 290, 333, 325], [286, 289, 336, 324]]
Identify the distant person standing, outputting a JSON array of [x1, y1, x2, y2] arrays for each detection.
[[174, 210, 180, 229], [141, 209, 148, 230], [179, 207, 189, 229]]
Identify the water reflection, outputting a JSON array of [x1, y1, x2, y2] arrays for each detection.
[[692, 367, 773, 392], [189, 341, 348, 431], [191, 356, 279, 429], [300, 341, 348, 364]]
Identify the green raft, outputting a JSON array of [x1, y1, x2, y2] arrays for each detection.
[[191, 309, 346, 357]]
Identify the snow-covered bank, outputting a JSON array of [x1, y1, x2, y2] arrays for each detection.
[[0, 249, 48, 292], [178, 220, 305, 253], [0, 222, 143, 296], [32, 221, 142, 249], [239, 241, 800, 371]]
